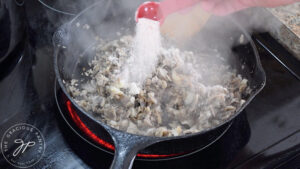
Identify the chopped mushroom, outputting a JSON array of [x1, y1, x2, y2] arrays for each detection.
[[66, 35, 251, 137]]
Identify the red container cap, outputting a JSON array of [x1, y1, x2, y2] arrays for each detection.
[[135, 2, 163, 22]]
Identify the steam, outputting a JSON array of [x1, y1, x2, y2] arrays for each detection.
[[54, 0, 284, 87], [231, 7, 283, 35]]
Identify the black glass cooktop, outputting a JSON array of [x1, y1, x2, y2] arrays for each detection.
[[0, 32, 299, 169], [0, 1, 300, 169]]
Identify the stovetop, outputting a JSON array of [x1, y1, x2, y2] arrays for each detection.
[[0, 1, 300, 169]]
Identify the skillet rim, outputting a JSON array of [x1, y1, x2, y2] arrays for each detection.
[[53, 0, 266, 145]]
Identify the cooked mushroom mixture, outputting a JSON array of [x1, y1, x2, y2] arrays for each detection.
[[66, 35, 251, 137]]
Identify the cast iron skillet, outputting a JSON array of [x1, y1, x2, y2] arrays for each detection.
[[53, 0, 266, 168]]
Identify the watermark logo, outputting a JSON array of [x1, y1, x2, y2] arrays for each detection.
[[1, 123, 45, 168]]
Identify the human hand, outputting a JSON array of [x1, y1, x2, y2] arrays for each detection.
[[200, 0, 299, 15]]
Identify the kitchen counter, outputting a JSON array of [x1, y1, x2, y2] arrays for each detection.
[[268, 3, 300, 40], [267, 3, 300, 59]]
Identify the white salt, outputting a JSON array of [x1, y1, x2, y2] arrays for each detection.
[[128, 83, 141, 95], [119, 18, 161, 86]]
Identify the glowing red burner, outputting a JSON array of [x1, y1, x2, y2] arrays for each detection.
[[66, 100, 184, 158], [66, 101, 115, 150]]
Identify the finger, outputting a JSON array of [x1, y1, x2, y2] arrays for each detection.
[[200, 0, 222, 11], [200, 0, 243, 15], [210, 0, 250, 15]]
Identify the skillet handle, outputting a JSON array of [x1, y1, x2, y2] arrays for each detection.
[[110, 139, 142, 169], [105, 127, 158, 169]]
